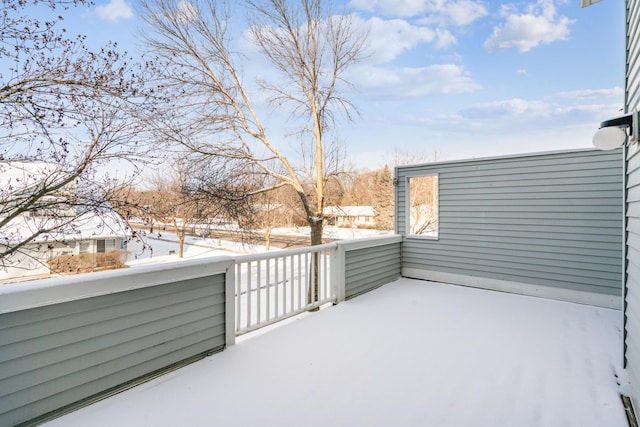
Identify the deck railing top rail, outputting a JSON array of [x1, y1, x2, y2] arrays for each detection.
[[233, 241, 339, 263], [0, 257, 234, 315]]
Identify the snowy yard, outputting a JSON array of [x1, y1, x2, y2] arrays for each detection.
[[124, 226, 392, 266], [45, 279, 628, 427]]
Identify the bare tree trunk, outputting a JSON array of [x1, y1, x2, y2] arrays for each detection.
[[308, 251, 319, 310], [310, 219, 323, 246], [307, 218, 323, 310], [178, 234, 185, 258], [264, 227, 272, 250], [171, 219, 186, 258]]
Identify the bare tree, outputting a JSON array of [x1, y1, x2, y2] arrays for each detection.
[[145, 168, 197, 258], [138, 0, 367, 247], [334, 169, 381, 207], [111, 187, 158, 233], [145, 158, 255, 257], [391, 147, 440, 167], [244, 179, 293, 250], [246, 200, 280, 250], [0, 0, 158, 270]]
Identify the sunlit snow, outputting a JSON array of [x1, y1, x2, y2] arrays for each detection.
[[125, 226, 392, 265], [45, 279, 628, 427]]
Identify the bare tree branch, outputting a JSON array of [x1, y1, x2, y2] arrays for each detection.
[[0, 0, 161, 271]]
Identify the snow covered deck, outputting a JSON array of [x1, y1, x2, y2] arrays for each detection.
[[45, 278, 628, 427]]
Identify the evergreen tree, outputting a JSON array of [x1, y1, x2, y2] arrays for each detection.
[[373, 165, 394, 230]]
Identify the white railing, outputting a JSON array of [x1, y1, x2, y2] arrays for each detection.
[[233, 242, 339, 335]]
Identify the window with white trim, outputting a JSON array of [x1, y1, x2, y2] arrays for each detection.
[[79, 242, 90, 254], [97, 239, 117, 253], [105, 239, 117, 252], [407, 174, 439, 238]]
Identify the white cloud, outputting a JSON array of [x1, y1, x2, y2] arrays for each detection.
[[240, 14, 470, 103], [552, 103, 622, 117], [242, 15, 450, 68], [483, 0, 573, 53], [349, 0, 487, 26], [352, 63, 481, 97], [457, 97, 623, 133], [446, 0, 489, 26], [516, 69, 527, 75], [349, 0, 431, 17], [460, 98, 552, 119], [434, 28, 457, 49], [360, 16, 456, 64], [552, 87, 625, 99], [177, 0, 199, 24], [96, 0, 133, 22]]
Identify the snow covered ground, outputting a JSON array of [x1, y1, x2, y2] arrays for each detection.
[[124, 234, 262, 266], [45, 279, 628, 427], [125, 226, 392, 267], [271, 225, 393, 241]]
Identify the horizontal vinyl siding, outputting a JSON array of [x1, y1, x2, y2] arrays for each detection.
[[629, 0, 640, 110], [396, 149, 624, 299], [627, 240, 640, 395], [0, 273, 226, 426], [627, 0, 640, 411], [345, 242, 401, 299], [629, 156, 640, 411]]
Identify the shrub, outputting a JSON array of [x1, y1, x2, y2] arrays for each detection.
[[49, 250, 129, 274]]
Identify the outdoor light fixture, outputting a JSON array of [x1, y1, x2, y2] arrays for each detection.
[[592, 112, 638, 150]]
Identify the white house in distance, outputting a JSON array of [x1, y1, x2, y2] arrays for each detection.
[[323, 205, 375, 227], [0, 161, 130, 282]]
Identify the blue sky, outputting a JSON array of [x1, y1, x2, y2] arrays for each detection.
[[63, 0, 625, 169]]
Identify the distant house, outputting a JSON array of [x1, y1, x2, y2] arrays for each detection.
[[323, 206, 374, 227], [0, 162, 130, 281]]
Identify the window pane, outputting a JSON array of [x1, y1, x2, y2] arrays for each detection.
[[97, 240, 106, 253], [408, 175, 439, 237], [105, 239, 116, 252], [79, 242, 90, 254]]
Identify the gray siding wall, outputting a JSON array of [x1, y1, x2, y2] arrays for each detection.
[[396, 149, 624, 306], [626, 0, 640, 412], [0, 259, 231, 426], [341, 236, 402, 299]]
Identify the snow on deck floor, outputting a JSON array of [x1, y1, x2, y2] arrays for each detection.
[[46, 279, 628, 427]]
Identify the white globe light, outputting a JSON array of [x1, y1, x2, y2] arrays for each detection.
[[592, 126, 627, 150]]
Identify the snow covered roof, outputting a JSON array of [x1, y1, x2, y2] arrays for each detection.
[[1, 210, 130, 244], [0, 161, 64, 190], [323, 206, 374, 217], [46, 278, 627, 427], [1, 161, 129, 244]]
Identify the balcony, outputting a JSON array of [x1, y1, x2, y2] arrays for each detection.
[[43, 276, 629, 427], [0, 235, 630, 427]]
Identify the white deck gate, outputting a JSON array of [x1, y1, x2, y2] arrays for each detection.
[[232, 243, 340, 335]]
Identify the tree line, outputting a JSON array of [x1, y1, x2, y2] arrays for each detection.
[[116, 162, 395, 256]]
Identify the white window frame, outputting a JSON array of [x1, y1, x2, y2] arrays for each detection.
[[105, 238, 117, 252], [405, 174, 439, 240]]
